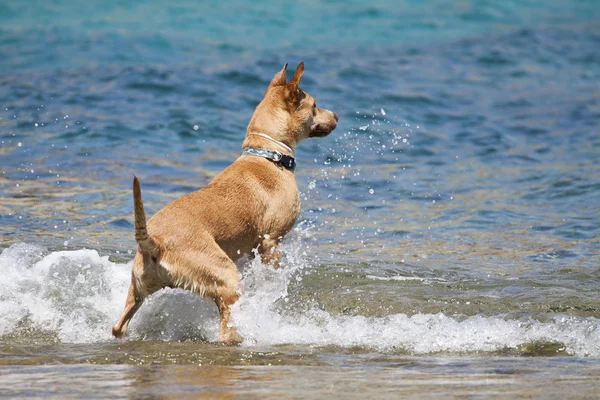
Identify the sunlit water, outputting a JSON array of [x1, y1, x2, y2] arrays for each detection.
[[1, 0, 600, 398]]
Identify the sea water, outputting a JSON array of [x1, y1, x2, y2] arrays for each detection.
[[1, 0, 600, 398]]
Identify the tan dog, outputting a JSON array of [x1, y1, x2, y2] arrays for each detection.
[[112, 62, 338, 343]]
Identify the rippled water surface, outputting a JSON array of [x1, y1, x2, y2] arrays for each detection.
[[1, 0, 600, 398]]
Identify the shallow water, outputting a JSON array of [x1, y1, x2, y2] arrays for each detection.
[[1, 0, 600, 398], [3, 356, 600, 399]]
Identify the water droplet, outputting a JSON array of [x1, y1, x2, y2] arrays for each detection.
[[17, 142, 22, 147], [369, 188, 375, 194], [193, 125, 199, 130]]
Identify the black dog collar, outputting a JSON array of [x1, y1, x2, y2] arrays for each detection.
[[242, 147, 296, 171]]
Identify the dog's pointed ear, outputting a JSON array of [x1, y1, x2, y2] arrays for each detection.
[[267, 63, 288, 90], [288, 62, 304, 87]]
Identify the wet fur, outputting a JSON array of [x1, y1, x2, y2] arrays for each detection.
[[112, 62, 338, 343]]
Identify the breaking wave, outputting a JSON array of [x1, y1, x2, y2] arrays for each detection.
[[1, 238, 599, 356]]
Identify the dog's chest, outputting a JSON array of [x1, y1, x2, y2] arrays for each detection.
[[262, 179, 300, 233]]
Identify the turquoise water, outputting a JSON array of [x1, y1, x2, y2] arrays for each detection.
[[1, 0, 600, 398]]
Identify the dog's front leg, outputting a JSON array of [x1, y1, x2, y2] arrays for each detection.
[[259, 237, 282, 269]]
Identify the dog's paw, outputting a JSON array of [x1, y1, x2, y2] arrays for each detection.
[[221, 330, 244, 346], [112, 324, 125, 339]]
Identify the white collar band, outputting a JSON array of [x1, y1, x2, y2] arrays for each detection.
[[248, 133, 294, 154]]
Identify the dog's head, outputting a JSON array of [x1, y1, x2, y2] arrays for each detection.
[[246, 62, 338, 150]]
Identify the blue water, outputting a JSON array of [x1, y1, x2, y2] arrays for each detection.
[[1, 0, 600, 397]]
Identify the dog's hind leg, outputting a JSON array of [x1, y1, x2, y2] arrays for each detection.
[[112, 276, 142, 338], [166, 244, 243, 344], [112, 250, 164, 338], [215, 283, 243, 344]]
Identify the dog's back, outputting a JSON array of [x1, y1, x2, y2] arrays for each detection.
[[146, 155, 300, 262]]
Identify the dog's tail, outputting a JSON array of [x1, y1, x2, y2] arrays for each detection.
[[133, 176, 158, 255]]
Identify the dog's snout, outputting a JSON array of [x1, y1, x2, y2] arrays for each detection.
[[333, 112, 339, 122]]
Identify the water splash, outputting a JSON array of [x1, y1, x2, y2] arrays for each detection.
[[1, 241, 599, 356], [230, 231, 600, 357], [0, 243, 129, 343]]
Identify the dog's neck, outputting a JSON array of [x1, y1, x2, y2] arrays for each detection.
[[243, 132, 295, 156]]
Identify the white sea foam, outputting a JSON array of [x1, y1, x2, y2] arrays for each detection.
[[366, 274, 428, 282], [0, 243, 130, 343], [1, 241, 599, 356]]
